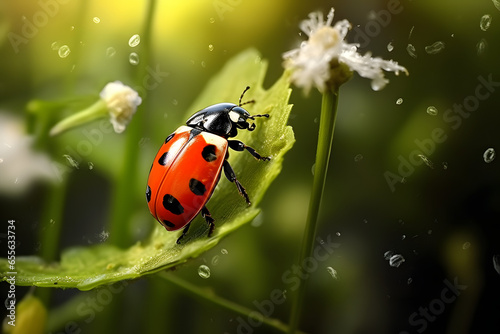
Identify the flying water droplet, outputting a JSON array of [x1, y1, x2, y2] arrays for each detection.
[[58, 45, 71, 58], [99, 230, 109, 242], [407, 277, 413, 285], [128, 34, 141, 47], [387, 42, 394, 52], [209, 17, 216, 23], [406, 44, 417, 58], [494, 0, 500, 11], [396, 98, 403, 105], [51, 40, 62, 50], [383, 250, 394, 260], [483, 147, 496, 163], [336, 232, 341, 237], [63, 154, 79, 169], [49, 219, 55, 225], [208, 44, 214, 51], [354, 154, 363, 162], [425, 41, 445, 54], [211, 255, 220, 266], [201, 60, 206, 68], [326, 267, 338, 279], [462, 242, 471, 250], [442, 162, 448, 170], [477, 38, 488, 55], [88, 162, 94, 170], [493, 254, 500, 275], [426, 106, 438, 116], [129, 52, 139, 65], [221, 248, 228, 255], [389, 254, 405, 267], [106, 47, 116, 58], [198, 265, 211, 279], [93, 17, 100, 24], [480, 14, 492, 31]]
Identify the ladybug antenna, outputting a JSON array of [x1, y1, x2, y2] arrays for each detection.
[[238, 86, 255, 107]]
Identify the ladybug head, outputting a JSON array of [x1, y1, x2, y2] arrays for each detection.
[[186, 86, 269, 138]]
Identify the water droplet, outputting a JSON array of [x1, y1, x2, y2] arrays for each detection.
[[418, 154, 434, 169], [408, 25, 415, 39], [201, 60, 206, 68], [477, 38, 488, 55], [335, 232, 341, 237], [389, 254, 405, 267], [363, 219, 368, 224], [396, 98, 403, 105], [402, 234, 406, 240], [493, 255, 500, 275], [209, 17, 216, 23], [99, 230, 109, 242], [483, 147, 496, 163], [387, 42, 394, 52], [427, 229, 433, 235], [63, 154, 79, 169], [172, 99, 178, 106], [383, 250, 394, 260], [129, 52, 139, 65], [93, 16, 100, 24], [407, 44, 417, 58], [326, 267, 338, 279], [58, 45, 71, 58], [442, 162, 448, 170], [354, 154, 363, 162], [480, 14, 492, 31], [462, 242, 471, 250], [128, 34, 141, 47], [208, 44, 214, 51], [88, 162, 94, 170], [494, 0, 500, 11], [426, 105, 438, 116], [425, 41, 445, 54], [407, 277, 413, 285], [221, 248, 228, 255], [311, 163, 315, 175], [198, 265, 211, 279], [51, 40, 62, 50], [106, 47, 116, 58], [70, 25, 75, 31], [211, 255, 220, 266], [50, 219, 55, 225]]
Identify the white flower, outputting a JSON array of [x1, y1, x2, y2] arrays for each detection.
[[100, 81, 142, 133], [50, 81, 142, 136], [283, 8, 408, 93], [0, 113, 57, 195]]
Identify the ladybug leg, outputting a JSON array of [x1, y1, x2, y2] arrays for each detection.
[[228, 140, 270, 161], [176, 222, 191, 244], [201, 206, 215, 237], [223, 159, 251, 205]]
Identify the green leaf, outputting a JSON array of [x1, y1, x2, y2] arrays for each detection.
[[1, 49, 295, 291]]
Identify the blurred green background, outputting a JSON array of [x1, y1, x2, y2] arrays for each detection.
[[1, 0, 500, 333]]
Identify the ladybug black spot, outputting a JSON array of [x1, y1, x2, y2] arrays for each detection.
[[165, 133, 175, 144], [146, 185, 151, 202], [163, 194, 184, 215], [189, 178, 206, 196], [202, 145, 217, 162], [162, 220, 175, 228], [158, 152, 168, 166]]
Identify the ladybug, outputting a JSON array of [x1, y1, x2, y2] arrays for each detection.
[[146, 87, 270, 244]]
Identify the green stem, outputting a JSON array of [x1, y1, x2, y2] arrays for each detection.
[[49, 99, 106, 136], [158, 273, 309, 334], [288, 88, 339, 333], [108, 0, 157, 247]]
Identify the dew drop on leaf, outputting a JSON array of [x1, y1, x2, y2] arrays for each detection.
[[406, 44, 417, 58], [480, 14, 492, 31], [396, 97, 403, 105], [425, 41, 445, 54], [493, 255, 500, 275], [128, 34, 141, 47], [426, 105, 438, 116], [198, 265, 211, 279], [129, 52, 140, 65], [389, 254, 405, 267], [58, 45, 71, 58], [326, 267, 338, 279], [483, 147, 496, 163]]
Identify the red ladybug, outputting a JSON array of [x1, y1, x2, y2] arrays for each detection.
[[146, 87, 269, 243]]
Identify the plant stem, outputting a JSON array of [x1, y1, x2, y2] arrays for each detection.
[[158, 272, 308, 334], [108, 0, 157, 247], [49, 99, 106, 136], [287, 88, 339, 333]]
